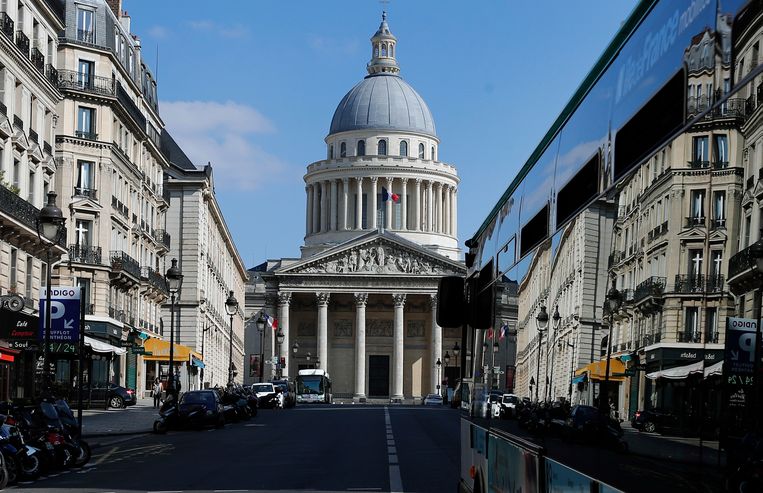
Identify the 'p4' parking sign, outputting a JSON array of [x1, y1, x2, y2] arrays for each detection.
[[38, 287, 80, 342]]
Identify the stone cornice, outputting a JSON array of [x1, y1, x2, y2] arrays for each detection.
[[306, 156, 458, 178]]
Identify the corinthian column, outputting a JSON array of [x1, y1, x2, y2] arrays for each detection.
[[452, 187, 458, 237], [430, 294, 442, 394], [316, 292, 330, 372], [320, 181, 328, 232], [355, 177, 363, 230], [370, 177, 378, 230], [278, 292, 291, 378], [312, 182, 320, 234], [392, 293, 406, 402], [443, 185, 451, 236], [435, 183, 443, 233], [426, 181, 434, 232], [330, 180, 338, 231], [341, 178, 349, 230], [306, 185, 313, 236], [400, 178, 408, 230], [385, 177, 394, 230], [414, 178, 421, 231], [354, 293, 368, 402]]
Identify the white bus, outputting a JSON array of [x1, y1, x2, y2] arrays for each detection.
[[296, 369, 332, 404]]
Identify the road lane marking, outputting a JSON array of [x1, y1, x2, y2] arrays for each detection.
[[245, 423, 266, 427], [384, 406, 404, 493], [389, 464, 404, 493], [348, 488, 382, 491]]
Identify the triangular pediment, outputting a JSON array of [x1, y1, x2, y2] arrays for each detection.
[[0, 117, 12, 139], [742, 190, 755, 208], [278, 231, 465, 277], [70, 196, 102, 213], [678, 227, 709, 242], [28, 143, 43, 163], [708, 229, 727, 242], [12, 129, 29, 150], [754, 179, 763, 199]]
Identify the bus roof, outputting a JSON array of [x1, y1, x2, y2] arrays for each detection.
[[297, 369, 330, 378]]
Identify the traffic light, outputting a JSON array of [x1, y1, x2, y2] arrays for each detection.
[[280, 356, 286, 366]]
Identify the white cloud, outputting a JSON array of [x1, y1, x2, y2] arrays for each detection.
[[146, 25, 170, 39], [187, 20, 250, 39], [160, 100, 287, 190]]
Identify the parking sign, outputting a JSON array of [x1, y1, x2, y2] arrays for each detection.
[[38, 287, 80, 342]]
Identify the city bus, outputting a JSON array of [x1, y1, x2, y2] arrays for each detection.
[[437, 0, 762, 491], [296, 369, 332, 404]]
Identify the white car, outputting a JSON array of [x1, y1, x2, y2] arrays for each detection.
[[489, 394, 502, 418], [423, 394, 443, 406], [500, 394, 520, 418]]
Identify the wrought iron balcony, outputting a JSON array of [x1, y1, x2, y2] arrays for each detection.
[[116, 82, 146, 129], [728, 243, 763, 292], [57, 69, 115, 96], [634, 276, 666, 303], [75, 130, 97, 140], [620, 289, 634, 305], [74, 187, 97, 200], [685, 216, 706, 228], [706, 332, 720, 344], [110, 251, 141, 279], [674, 275, 706, 294], [45, 64, 57, 86], [68, 244, 102, 265], [712, 161, 729, 169], [712, 218, 727, 229], [0, 183, 66, 248], [154, 229, 171, 250], [706, 274, 725, 292], [687, 160, 710, 169], [76, 29, 94, 44], [15, 30, 29, 56], [0, 13, 13, 39], [608, 250, 624, 267], [30, 47, 44, 72], [141, 266, 168, 295], [678, 331, 702, 343]]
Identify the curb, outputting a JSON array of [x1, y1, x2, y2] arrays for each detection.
[[627, 448, 725, 468]]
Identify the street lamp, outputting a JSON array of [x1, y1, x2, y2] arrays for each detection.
[[255, 312, 266, 382], [225, 291, 238, 385], [546, 306, 562, 402], [275, 328, 285, 378], [315, 357, 320, 369], [599, 280, 622, 415], [534, 306, 549, 402], [36, 191, 65, 395], [292, 341, 299, 356], [165, 258, 183, 398], [436, 358, 442, 397]]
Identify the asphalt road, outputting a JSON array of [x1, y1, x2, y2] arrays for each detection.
[[12, 404, 460, 493]]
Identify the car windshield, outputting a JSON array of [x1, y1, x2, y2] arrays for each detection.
[[181, 392, 214, 405], [252, 384, 273, 393], [503, 396, 518, 404], [297, 377, 324, 395]]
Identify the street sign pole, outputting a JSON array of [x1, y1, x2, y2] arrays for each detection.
[[77, 294, 85, 434]]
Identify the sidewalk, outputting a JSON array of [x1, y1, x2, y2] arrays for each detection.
[[79, 397, 157, 438], [621, 423, 725, 467]]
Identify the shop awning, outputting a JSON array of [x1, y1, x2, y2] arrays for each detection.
[[645, 360, 724, 380], [190, 355, 205, 368], [142, 338, 201, 362], [85, 336, 127, 355], [575, 359, 626, 382], [571, 374, 586, 385], [704, 360, 723, 378]]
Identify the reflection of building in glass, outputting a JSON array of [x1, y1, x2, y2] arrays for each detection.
[[492, 276, 518, 392]]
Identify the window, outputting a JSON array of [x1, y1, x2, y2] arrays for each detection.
[[684, 308, 700, 342], [688, 249, 703, 279], [27, 169, 34, 203], [692, 136, 708, 166], [713, 135, 728, 167], [77, 107, 95, 139], [713, 191, 726, 227], [418, 143, 425, 159], [431, 146, 436, 161], [76, 8, 94, 43], [328, 144, 333, 159], [690, 190, 705, 223], [745, 215, 752, 248], [705, 308, 718, 343], [340, 142, 346, 158], [377, 139, 387, 156], [78, 59, 94, 89], [357, 140, 365, 156], [77, 278, 91, 313], [75, 219, 92, 247], [711, 251, 723, 280], [76, 160, 94, 194], [400, 141, 408, 157], [25, 256, 33, 301]]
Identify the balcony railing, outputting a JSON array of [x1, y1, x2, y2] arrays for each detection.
[[678, 331, 702, 343], [30, 47, 44, 72], [621, 289, 635, 305], [76, 29, 94, 44], [729, 244, 761, 280], [74, 187, 97, 200], [154, 229, 171, 250], [68, 244, 102, 265], [110, 251, 141, 279], [674, 275, 706, 293], [685, 216, 705, 228], [116, 82, 147, 129], [0, 12, 13, 39], [45, 64, 57, 86], [14, 30, 29, 56], [28, 128, 38, 143], [706, 332, 720, 344], [608, 250, 624, 267], [75, 130, 97, 140], [634, 276, 666, 303], [57, 69, 116, 96], [141, 266, 168, 294], [706, 274, 725, 292], [0, 183, 66, 248], [712, 218, 727, 229], [712, 161, 729, 169], [688, 160, 710, 169]]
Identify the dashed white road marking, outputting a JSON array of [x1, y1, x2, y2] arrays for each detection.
[[384, 406, 404, 493]]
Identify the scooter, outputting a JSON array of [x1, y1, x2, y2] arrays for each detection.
[[154, 398, 179, 434], [53, 400, 91, 467]]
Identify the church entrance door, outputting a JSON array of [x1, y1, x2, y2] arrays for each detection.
[[368, 355, 390, 397]]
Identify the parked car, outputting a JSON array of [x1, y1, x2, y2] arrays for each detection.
[[632, 409, 679, 433], [272, 380, 296, 408], [565, 405, 627, 452], [500, 394, 520, 419], [423, 394, 443, 406], [74, 383, 136, 409], [488, 393, 502, 418], [251, 383, 280, 408], [177, 390, 225, 429]]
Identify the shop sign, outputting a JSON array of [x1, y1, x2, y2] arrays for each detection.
[[9, 340, 37, 350], [724, 318, 761, 387], [131, 348, 152, 356], [0, 310, 38, 341], [38, 287, 80, 342]]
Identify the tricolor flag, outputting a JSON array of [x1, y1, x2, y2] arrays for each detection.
[[499, 324, 508, 340], [263, 312, 279, 331], [486, 327, 494, 340], [382, 187, 400, 203]]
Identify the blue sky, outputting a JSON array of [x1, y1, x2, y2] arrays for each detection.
[[124, 0, 638, 267]]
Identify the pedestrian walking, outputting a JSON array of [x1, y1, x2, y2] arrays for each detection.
[[153, 378, 163, 408]]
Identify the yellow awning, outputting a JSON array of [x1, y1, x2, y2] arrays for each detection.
[[142, 338, 202, 362], [575, 359, 626, 382]]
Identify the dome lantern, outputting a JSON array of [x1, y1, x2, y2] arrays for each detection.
[[367, 11, 399, 76]]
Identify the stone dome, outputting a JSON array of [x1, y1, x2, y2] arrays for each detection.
[[329, 74, 437, 138]]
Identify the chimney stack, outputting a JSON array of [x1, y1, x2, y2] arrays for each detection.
[[106, 0, 122, 18]]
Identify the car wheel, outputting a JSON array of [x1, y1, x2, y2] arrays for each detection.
[[73, 441, 91, 467], [109, 395, 124, 409], [153, 419, 168, 434], [643, 421, 656, 433]]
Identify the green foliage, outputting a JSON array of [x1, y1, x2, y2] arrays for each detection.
[[0, 169, 20, 195]]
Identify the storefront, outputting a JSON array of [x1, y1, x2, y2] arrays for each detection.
[[141, 338, 203, 396], [83, 321, 126, 386], [0, 309, 41, 400], [575, 358, 626, 411]]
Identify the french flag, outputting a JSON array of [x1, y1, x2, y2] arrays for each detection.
[[264, 312, 279, 331], [499, 324, 508, 340], [382, 187, 399, 203]]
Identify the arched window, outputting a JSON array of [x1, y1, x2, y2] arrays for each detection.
[[390, 45, 394, 57], [374, 45, 379, 57], [400, 141, 408, 157], [357, 140, 366, 156], [340, 142, 347, 158], [431, 146, 436, 161], [329, 144, 334, 159], [418, 143, 425, 159], [378, 139, 387, 156]]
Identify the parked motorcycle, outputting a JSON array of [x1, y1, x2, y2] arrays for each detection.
[[154, 395, 179, 434], [53, 400, 91, 467]]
